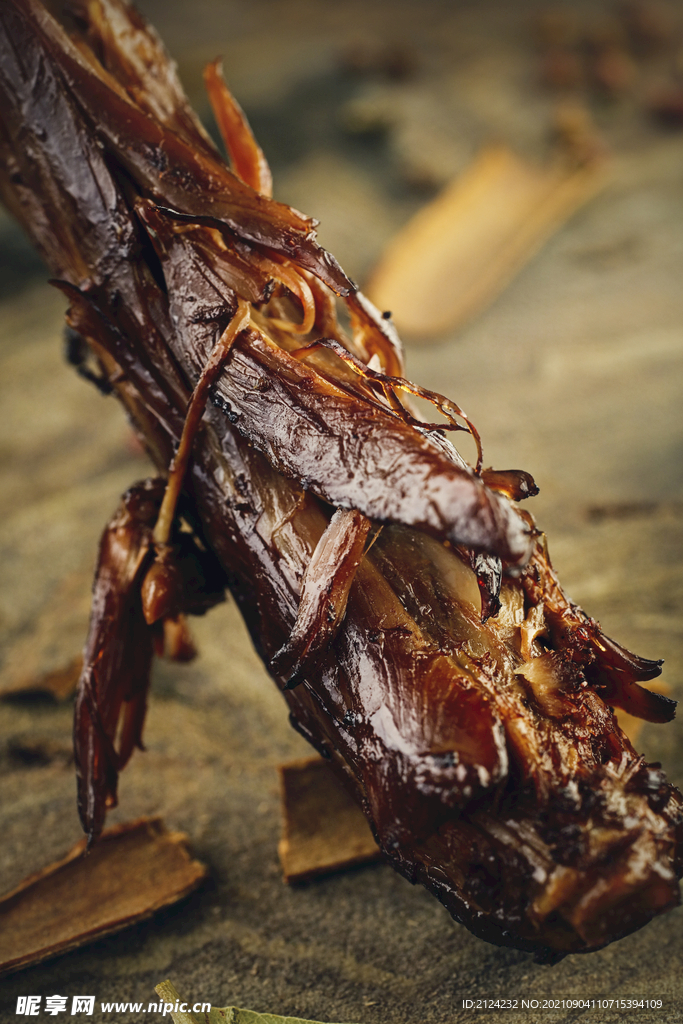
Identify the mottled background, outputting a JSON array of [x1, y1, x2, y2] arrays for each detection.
[[1, 1, 682, 1021]]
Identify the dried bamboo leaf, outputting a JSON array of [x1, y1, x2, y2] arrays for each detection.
[[0, 818, 207, 978], [278, 757, 380, 883], [155, 980, 362, 1024], [367, 144, 608, 339]]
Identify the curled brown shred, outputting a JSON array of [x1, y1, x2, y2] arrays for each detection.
[[1, 0, 680, 960]]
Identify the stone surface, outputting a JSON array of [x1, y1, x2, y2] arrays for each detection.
[[1, 1, 682, 1021]]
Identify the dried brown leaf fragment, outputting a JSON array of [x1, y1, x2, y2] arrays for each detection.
[[278, 757, 381, 883], [0, 818, 207, 978]]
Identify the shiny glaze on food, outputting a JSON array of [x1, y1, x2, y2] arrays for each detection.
[[0, 0, 680, 960]]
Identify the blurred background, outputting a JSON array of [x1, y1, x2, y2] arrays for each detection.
[[1, 1, 683, 1020]]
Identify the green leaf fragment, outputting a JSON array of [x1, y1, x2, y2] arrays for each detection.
[[155, 980, 363, 1024]]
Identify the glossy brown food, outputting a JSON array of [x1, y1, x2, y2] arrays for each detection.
[[1, 0, 681, 961]]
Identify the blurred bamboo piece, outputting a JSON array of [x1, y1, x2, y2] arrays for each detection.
[[367, 143, 608, 340]]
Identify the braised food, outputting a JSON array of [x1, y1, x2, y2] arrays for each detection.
[[0, 0, 680, 960]]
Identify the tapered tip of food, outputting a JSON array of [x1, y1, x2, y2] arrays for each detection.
[[481, 467, 540, 502], [587, 630, 677, 722], [283, 675, 303, 691]]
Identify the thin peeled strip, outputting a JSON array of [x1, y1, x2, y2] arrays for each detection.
[[211, 332, 533, 563], [521, 540, 676, 724], [64, 0, 219, 157], [136, 202, 533, 564], [0, 7, 191, 440], [12, 0, 352, 294], [74, 480, 160, 841], [204, 59, 274, 197], [74, 479, 225, 839], [271, 508, 372, 684]]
